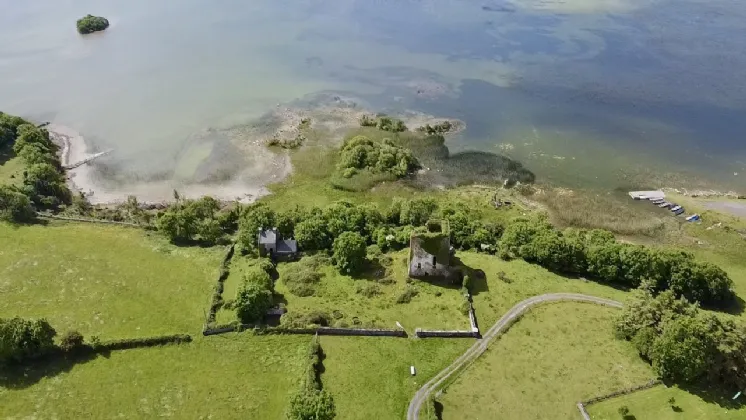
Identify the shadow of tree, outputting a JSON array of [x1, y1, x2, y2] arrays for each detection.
[[0, 144, 16, 166], [434, 400, 444, 420], [0, 349, 103, 390], [704, 294, 745, 316], [677, 382, 745, 411]]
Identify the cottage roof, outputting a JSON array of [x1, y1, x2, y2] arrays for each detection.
[[258, 229, 277, 245], [276, 239, 298, 254]]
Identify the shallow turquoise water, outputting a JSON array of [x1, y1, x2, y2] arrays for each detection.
[[1, 0, 744, 190]]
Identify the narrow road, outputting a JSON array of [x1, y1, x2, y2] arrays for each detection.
[[406, 293, 623, 420]]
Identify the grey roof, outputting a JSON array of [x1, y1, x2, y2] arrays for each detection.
[[258, 229, 277, 245], [276, 239, 298, 254]]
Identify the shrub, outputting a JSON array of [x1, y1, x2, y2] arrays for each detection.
[[396, 287, 418, 304], [267, 134, 305, 149], [0, 317, 57, 364], [76, 15, 109, 34], [59, 330, 85, 352], [280, 311, 331, 328], [0, 185, 35, 223], [356, 283, 382, 298], [332, 231, 367, 274]]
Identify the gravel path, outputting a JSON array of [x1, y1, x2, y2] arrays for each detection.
[[406, 293, 623, 420]]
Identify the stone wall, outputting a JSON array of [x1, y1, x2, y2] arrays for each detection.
[[414, 328, 479, 338]]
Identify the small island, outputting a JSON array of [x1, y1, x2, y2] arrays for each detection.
[[76, 14, 109, 35]]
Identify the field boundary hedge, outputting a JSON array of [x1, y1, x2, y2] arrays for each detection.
[[95, 334, 192, 351], [204, 243, 236, 327], [203, 325, 407, 337]]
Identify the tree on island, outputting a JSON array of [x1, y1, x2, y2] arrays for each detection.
[[77, 15, 109, 35]]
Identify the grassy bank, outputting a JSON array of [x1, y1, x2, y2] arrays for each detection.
[[438, 303, 654, 420], [0, 221, 223, 339]]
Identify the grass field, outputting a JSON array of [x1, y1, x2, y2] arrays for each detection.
[[438, 303, 654, 420], [322, 336, 470, 420], [588, 385, 746, 419], [458, 253, 631, 327], [0, 335, 309, 419], [0, 221, 224, 339]]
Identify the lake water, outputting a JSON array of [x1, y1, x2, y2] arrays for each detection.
[[1, 0, 745, 198]]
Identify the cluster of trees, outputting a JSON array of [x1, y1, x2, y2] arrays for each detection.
[[76, 15, 109, 34], [155, 195, 237, 245], [500, 218, 734, 306], [236, 198, 734, 309], [336, 135, 419, 179], [615, 286, 746, 390], [0, 317, 57, 365], [359, 115, 407, 133], [0, 112, 72, 222], [287, 337, 336, 420]]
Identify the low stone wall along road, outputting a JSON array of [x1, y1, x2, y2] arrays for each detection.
[[406, 293, 623, 420]]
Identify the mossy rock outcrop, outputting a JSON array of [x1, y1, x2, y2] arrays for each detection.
[[77, 15, 109, 35]]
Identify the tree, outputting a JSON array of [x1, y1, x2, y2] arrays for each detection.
[[295, 216, 331, 251], [23, 162, 71, 207], [156, 208, 196, 243], [399, 198, 438, 226], [500, 218, 549, 257], [0, 112, 31, 147], [76, 15, 109, 34], [652, 315, 717, 383], [0, 185, 35, 223], [332, 232, 367, 274], [237, 203, 276, 250], [235, 281, 273, 324], [0, 317, 57, 364]]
